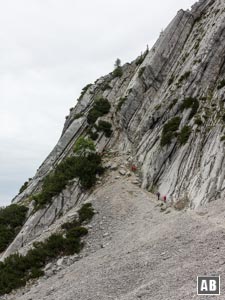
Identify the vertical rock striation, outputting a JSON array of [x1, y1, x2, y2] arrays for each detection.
[[5, 0, 225, 258]]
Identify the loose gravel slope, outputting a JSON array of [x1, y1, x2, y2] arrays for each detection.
[[4, 177, 225, 300]]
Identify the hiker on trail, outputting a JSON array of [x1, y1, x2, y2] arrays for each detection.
[[163, 195, 167, 203], [131, 165, 137, 172], [156, 192, 160, 200]]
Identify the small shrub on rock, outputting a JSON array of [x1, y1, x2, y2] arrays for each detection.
[[112, 67, 123, 78], [97, 120, 113, 137], [116, 97, 127, 112], [181, 97, 199, 119], [112, 58, 123, 78], [138, 67, 146, 78], [88, 130, 99, 141], [168, 75, 175, 86], [0, 204, 28, 252], [160, 117, 181, 147], [168, 98, 178, 110], [178, 125, 192, 145], [178, 71, 191, 83], [19, 181, 29, 194], [73, 113, 84, 120], [195, 117, 203, 126], [34, 138, 103, 209], [217, 79, 225, 90], [78, 83, 92, 101], [78, 203, 95, 223], [0, 203, 94, 296], [73, 137, 95, 157], [135, 49, 148, 66], [87, 98, 111, 124]]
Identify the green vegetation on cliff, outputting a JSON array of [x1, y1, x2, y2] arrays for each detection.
[[181, 97, 199, 119], [0, 203, 94, 296], [160, 117, 181, 147], [34, 137, 103, 209], [178, 125, 192, 145], [87, 98, 111, 124], [0, 204, 28, 253]]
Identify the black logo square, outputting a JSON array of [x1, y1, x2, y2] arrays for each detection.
[[197, 276, 220, 295]]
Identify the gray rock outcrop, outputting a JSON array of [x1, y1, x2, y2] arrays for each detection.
[[2, 1, 225, 298]]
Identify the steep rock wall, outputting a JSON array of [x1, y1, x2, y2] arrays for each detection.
[[4, 0, 225, 259]]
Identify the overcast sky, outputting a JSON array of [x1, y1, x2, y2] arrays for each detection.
[[0, 0, 196, 206]]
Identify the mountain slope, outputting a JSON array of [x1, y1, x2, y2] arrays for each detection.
[[4, 170, 225, 300], [1, 0, 225, 298], [15, 0, 225, 209]]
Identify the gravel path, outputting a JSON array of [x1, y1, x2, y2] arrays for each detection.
[[3, 176, 225, 300]]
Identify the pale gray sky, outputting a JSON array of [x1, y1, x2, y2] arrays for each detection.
[[0, 0, 196, 205]]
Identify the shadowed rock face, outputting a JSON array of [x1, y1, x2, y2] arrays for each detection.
[[4, 0, 225, 263]]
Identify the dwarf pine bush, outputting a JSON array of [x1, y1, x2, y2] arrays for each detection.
[[0, 203, 94, 296], [0, 204, 28, 252]]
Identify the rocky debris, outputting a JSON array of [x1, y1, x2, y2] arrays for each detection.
[[56, 258, 64, 266], [160, 205, 167, 212], [132, 179, 140, 185], [110, 163, 118, 170], [44, 263, 53, 271], [9, 3, 225, 259], [103, 161, 112, 169], [119, 169, 126, 176], [4, 178, 225, 300], [3, 0, 225, 299]]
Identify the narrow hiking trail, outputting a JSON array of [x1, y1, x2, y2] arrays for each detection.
[[4, 163, 225, 300]]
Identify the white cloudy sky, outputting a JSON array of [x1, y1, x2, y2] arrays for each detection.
[[0, 0, 196, 205]]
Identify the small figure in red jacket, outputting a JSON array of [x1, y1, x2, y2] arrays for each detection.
[[131, 165, 137, 172]]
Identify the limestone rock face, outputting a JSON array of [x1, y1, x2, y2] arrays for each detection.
[[3, 0, 225, 268]]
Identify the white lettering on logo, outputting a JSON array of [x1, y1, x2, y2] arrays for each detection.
[[210, 280, 217, 291], [201, 280, 208, 291]]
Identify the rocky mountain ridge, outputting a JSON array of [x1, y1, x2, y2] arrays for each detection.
[[15, 0, 225, 209], [1, 0, 225, 298]]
